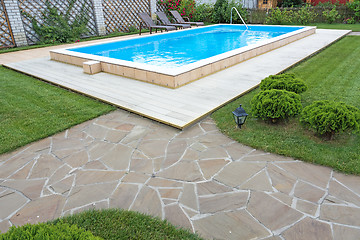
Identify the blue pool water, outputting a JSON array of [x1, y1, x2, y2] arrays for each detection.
[[69, 25, 303, 68]]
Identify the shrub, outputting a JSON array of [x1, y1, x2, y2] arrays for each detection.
[[347, 0, 360, 21], [158, 0, 195, 19], [292, 5, 317, 25], [251, 89, 302, 123], [193, 2, 214, 22], [322, 6, 341, 24], [260, 74, 308, 94], [280, 0, 303, 7], [265, 8, 293, 25], [213, 0, 247, 23], [28, 0, 89, 44], [0, 222, 101, 239], [300, 101, 360, 140]]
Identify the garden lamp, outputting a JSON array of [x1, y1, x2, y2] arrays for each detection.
[[232, 104, 248, 128]]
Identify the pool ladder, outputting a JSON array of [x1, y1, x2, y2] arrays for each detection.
[[230, 7, 248, 29]]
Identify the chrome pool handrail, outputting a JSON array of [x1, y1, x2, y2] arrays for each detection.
[[230, 7, 248, 29]]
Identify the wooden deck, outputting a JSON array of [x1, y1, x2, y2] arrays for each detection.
[[4, 29, 350, 129]]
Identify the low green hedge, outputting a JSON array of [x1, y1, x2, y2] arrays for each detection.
[[260, 74, 308, 94]]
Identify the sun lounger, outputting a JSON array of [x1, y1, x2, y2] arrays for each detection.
[[155, 11, 191, 29], [139, 12, 176, 35], [170, 10, 204, 27]]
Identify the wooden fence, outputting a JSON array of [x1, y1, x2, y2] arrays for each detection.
[[0, 0, 15, 48], [102, 0, 151, 33]]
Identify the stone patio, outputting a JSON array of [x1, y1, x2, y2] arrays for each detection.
[[1, 110, 360, 239]]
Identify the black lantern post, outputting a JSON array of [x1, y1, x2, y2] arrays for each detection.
[[232, 104, 248, 128]]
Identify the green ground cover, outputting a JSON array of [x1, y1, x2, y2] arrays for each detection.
[[212, 36, 360, 175], [51, 209, 203, 240], [0, 66, 115, 154], [309, 23, 360, 31]]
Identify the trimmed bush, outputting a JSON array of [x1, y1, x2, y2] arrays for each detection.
[[300, 100, 360, 140], [251, 89, 302, 123], [0, 222, 101, 240], [260, 74, 308, 94]]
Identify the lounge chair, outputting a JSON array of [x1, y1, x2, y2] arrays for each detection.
[[138, 12, 176, 35], [155, 11, 191, 30], [170, 10, 204, 27]]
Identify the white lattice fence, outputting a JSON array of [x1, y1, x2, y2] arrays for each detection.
[[0, 0, 15, 48]]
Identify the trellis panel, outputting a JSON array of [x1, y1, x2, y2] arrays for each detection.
[[0, 0, 15, 48], [103, 0, 150, 33], [156, 2, 167, 13], [17, 0, 98, 45]]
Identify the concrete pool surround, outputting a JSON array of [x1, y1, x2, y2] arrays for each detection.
[[50, 24, 316, 88]]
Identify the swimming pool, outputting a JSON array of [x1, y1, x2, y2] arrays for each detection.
[[50, 24, 315, 88]]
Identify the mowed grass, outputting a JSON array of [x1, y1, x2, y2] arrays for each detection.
[[0, 66, 115, 154], [51, 209, 203, 240], [212, 36, 360, 175], [309, 23, 360, 32]]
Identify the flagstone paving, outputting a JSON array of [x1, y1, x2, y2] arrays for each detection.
[[1, 110, 360, 239]]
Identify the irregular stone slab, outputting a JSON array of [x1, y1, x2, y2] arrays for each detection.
[[137, 140, 168, 159], [179, 183, 198, 210], [197, 181, 233, 195], [270, 192, 293, 206], [198, 159, 229, 180], [282, 217, 332, 240], [64, 182, 117, 211], [199, 147, 229, 160], [25, 137, 51, 154], [88, 141, 115, 161], [63, 150, 88, 169], [164, 204, 192, 229], [214, 162, 266, 188], [163, 199, 177, 205], [262, 236, 282, 240], [11, 195, 65, 226], [329, 180, 360, 206], [323, 195, 347, 205], [100, 144, 133, 170], [0, 190, 28, 219], [129, 158, 153, 174], [162, 139, 187, 168], [158, 188, 182, 199], [320, 204, 360, 226], [29, 154, 63, 179], [0, 220, 11, 233], [130, 186, 162, 218], [115, 123, 134, 132], [176, 124, 204, 139], [104, 129, 128, 143], [96, 119, 124, 129], [147, 178, 183, 188], [75, 170, 124, 185], [122, 172, 149, 184], [47, 164, 71, 186], [275, 162, 331, 189], [333, 224, 360, 240], [83, 161, 107, 170], [193, 210, 270, 240], [333, 172, 360, 195], [50, 175, 74, 195], [196, 133, 233, 148], [242, 153, 294, 162], [157, 162, 203, 182], [1, 179, 46, 200], [190, 143, 207, 152], [84, 124, 108, 140], [296, 199, 318, 216], [51, 138, 84, 152], [110, 184, 139, 209], [240, 170, 273, 192], [223, 143, 253, 161], [0, 154, 35, 178], [200, 121, 218, 132], [199, 191, 248, 214], [8, 161, 34, 179], [294, 181, 326, 203], [52, 148, 77, 160], [72, 200, 108, 215], [121, 126, 149, 144], [248, 192, 303, 231], [143, 125, 178, 140], [182, 148, 200, 161], [267, 163, 297, 194], [153, 157, 164, 172]]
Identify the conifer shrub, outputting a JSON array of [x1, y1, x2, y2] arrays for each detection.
[[0, 222, 101, 240], [251, 89, 302, 123], [260, 74, 308, 94], [300, 100, 360, 140]]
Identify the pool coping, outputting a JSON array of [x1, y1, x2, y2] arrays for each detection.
[[49, 24, 316, 88]]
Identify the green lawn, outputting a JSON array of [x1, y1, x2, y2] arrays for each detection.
[[309, 23, 360, 31], [51, 209, 203, 240], [0, 66, 115, 154], [212, 36, 360, 175]]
